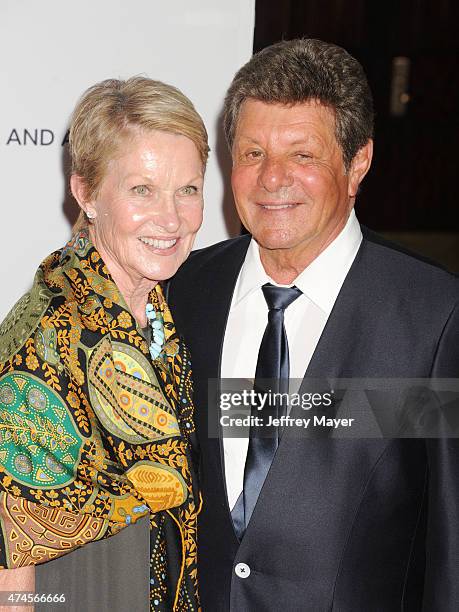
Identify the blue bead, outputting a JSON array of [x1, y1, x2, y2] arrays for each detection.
[[152, 320, 162, 330], [145, 304, 154, 313], [149, 347, 160, 359]]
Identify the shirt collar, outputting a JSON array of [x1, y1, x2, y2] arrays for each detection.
[[232, 209, 362, 315]]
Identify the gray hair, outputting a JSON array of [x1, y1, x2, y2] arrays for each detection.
[[223, 38, 374, 170]]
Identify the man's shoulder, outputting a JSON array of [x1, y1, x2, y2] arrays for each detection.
[[361, 226, 459, 300], [167, 234, 250, 312], [175, 234, 251, 277]]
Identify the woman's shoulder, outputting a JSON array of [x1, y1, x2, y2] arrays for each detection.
[[0, 231, 101, 367], [0, 248, 66, 366]]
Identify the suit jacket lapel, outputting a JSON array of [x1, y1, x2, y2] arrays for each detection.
[[279, 243, 369, 438], [281, 236, 390, 443], [183, 237, 251, 524], [192, 235, 251, 383], [302, 238, 373, 383]]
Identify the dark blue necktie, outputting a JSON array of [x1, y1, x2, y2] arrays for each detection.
[[231, 283, 302, 539]]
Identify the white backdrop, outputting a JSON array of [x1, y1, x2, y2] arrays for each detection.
[[1, 0, 255, 321]]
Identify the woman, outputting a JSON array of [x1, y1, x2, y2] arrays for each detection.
[[0, 76, 208, 611]]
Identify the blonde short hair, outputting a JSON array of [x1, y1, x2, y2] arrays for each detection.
[[69, 76, 209, 231]]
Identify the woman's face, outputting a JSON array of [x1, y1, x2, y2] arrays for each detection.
[[79, 130, 204, 291]]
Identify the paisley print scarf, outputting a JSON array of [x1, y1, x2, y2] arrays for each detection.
[[0, 231, 200, 611]]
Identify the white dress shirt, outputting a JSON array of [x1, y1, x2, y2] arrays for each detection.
[[220, 209, 363, 510]]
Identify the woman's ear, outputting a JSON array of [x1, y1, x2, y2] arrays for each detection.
[[347, 139, 373, 198], [70, 174, 97, 219]]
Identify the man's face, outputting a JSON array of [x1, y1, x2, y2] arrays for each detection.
[[231, 99, 370, 263]]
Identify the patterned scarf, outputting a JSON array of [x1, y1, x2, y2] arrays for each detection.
[[0, 231, 200, 611]]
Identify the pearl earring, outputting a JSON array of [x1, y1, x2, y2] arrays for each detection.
[[86, 211, 96, 220]]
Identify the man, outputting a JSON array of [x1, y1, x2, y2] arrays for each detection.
[[168, 39, 459, 610]]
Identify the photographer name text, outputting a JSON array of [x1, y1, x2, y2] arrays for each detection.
[[220, 415, 354, 429]]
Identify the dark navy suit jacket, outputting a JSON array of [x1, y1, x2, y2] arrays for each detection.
[[168, 228, 459, 611]]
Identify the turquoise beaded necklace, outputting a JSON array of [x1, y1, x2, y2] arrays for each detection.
[[145, 302, 165, 359]]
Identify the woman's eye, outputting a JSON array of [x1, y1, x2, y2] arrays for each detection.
[[179, 185, 198, 196], [133, 185, 149, 195]]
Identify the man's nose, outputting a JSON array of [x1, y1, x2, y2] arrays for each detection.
[[151, 193, 181, 233], [258, 157, 293, 192]]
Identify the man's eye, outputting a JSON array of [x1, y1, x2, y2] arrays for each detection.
[[133, 185, 149, 195], [246, 150, 263, 160], [295, 152, 312, 161], [179, 185, 198, 196]]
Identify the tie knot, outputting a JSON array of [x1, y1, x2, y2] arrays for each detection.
[[261, 283, 302, 311]]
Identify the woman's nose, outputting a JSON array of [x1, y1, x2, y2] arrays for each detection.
[[151, 194, 181, 233]]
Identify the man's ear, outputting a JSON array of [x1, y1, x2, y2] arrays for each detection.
[[70, 174, 97, 219], [348, 139, 373, 198]]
